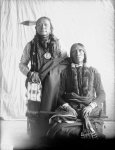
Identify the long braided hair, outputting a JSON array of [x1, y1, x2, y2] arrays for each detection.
[[70, 43, 92, 96]]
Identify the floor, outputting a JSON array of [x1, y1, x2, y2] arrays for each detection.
[[0, 119, 115, 150], [0, 120, 32, 150]]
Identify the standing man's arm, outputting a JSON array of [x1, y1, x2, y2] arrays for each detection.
[[19, 42, 31, 76]]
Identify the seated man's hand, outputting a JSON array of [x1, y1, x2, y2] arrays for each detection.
[[63, 103, 77, 117], [82, 106, 93, 118], [82, 102, 97, 118]]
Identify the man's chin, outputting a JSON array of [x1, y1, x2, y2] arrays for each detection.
[[72, 59, 80, 64], [39, 33, 49, 37]]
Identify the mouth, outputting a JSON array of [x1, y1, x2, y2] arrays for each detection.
[[41, 30, 46, 32], [40, 30, 48, 35]]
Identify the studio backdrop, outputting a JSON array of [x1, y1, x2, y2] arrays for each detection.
[[0, 0, 114, 120]]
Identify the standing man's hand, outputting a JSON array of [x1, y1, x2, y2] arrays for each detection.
[[31, 72, 40, 82], [25, 71, 40, 88]]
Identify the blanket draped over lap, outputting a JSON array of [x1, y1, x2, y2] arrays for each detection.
[[46, 105, 104, 139]]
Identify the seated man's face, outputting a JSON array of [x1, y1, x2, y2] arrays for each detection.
[[71, 45, 85, 64], [36, 18, 51, 36]]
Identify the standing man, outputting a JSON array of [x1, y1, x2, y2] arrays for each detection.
[[19, 16, 67, 147]]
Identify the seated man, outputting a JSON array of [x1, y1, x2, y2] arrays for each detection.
[[47, 43, 106, 141]]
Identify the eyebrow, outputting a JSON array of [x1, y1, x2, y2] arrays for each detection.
[[72, 48, 84, 51]]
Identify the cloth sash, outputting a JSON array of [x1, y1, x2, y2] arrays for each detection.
[[63, 92, 93, 105], [39, 54, 68, 81]]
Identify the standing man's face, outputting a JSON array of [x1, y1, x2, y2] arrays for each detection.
[[36, 18, 51, 36], [71, 45, 85, 64]]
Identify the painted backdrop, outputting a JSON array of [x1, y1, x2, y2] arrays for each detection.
[[0, 0, 114, 120]]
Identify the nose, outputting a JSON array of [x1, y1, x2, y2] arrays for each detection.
[[41, 24, 46, 29], [76, 50, 80, 56]]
